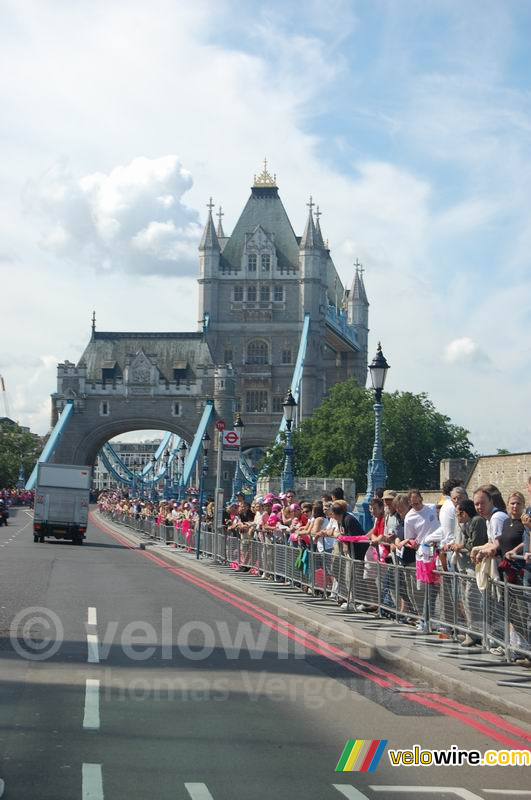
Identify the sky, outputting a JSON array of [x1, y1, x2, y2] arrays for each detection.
[[1, 0, 530, 454]]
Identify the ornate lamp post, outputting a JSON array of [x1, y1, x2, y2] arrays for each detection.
[[195, 431, 211, 559], [150, 455, 158, 501], [178, 440, 188, 500], [356, 342, 390, 530], [281, 388, 297, 493], [131, 459, 138, 497], [162, 448, 171, 499], [231, 412, 245, 500]]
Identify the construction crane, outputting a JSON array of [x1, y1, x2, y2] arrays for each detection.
[[0, 375, 12, 419]]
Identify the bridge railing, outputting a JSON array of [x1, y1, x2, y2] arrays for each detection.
[[99, 510, 531, 662]]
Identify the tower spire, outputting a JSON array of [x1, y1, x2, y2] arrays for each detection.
[[299, 195, 321, 250], [314, 205, 325, 247], [199, 198, 220, 251], [91, 310, 96, 339], [216, 206, 225, 238]]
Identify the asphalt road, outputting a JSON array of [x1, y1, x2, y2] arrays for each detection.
[[0, 507, 529, 800]]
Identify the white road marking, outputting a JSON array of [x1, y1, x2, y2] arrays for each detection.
[[333, 787, 371, 799], [184, 783, 216, 800], [87, 634, 99, 664], [483, 793, 531, 796], [0, 777, 4, 797], [87, 607, 97, 626], [370, 788, 484, 800], [83, 679, 100, 730], [82, 763, 103, 800]]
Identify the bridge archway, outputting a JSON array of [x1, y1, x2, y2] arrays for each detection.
[[72, 418, 192, 468]]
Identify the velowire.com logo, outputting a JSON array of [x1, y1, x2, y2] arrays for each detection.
[[335, 739, 388, 772]]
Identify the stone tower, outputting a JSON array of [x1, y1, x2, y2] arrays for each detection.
[[198, 162, 369, 461]]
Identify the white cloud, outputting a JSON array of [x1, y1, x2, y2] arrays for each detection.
[[23, 155, 202, 276], [443, 337, 489, 366]]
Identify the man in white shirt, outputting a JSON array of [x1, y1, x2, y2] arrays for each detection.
[[404, 490, 440, 632]]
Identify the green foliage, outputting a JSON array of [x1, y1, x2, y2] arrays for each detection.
[[261, 380, 475, 491], [496, 448, 510, 455], [0, 421, 41, 487]]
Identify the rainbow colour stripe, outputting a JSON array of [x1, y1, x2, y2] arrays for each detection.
[[335, 739, 388, 772]]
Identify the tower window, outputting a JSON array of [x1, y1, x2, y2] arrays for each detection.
[[247, 340, 269, 365], [224, 348, 233, 364], [99, 401, 110, 416], [247, 286, 257, 302], [260, 286, 270, 302], [261, 253, 271, 272], [248, 254, 257, 272], [172, 402, 181, 417], [246, 390, 268, 413], [273, 286, 284, 302], [234, 286, 244, 301], [281, 349, 292, 365], [272, 396, 283, 413]]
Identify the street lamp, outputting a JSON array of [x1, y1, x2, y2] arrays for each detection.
[[163, 449, 171, 499], [281, 388, 297, 493], [132, 459, 139, 497], [150, 455, 158, 501], [178, 440, 188, 500], [195, 431, 211, 559], [356, 341, 390, 530], [232, 412, 245, 500]]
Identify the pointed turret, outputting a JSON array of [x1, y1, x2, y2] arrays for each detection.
[[348, 261, 369, 341], [314, 205, 325, 248], [216, 206, 225, 238], [199, 198, 220, 251], [299, 196, 320, 250], [350, 264, 368, 305]]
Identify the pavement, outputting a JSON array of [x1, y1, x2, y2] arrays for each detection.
[[0, 505, 530, 800], [96, 511, 531, 726]]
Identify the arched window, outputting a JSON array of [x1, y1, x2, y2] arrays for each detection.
[[247, 340, 269, 365]]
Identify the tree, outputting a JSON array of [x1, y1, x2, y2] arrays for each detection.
[[0, 421, 42, 487], [261, 380, 474, 491], [496, 448, 510, 455]]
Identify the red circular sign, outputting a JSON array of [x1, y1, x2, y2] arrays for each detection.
[[224, 431, 238, 444], [215, 420, 226, 431]]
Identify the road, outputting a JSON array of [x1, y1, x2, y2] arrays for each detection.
[[0, 506, 529, 799]]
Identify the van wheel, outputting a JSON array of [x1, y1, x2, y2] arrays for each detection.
[[75, 538, 83, 545], [33, 535, 38, 543], [40, 536, 45, 543]]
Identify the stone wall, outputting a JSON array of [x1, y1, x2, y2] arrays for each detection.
[[256, 476, 356, 504], [464, 453, 531, 500]]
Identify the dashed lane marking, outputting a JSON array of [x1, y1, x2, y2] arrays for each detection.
[[87, 633, 99, 663], [83, 679, 100, 730], [184, 783, 216, 800], [370, 788, 484, 799], [333, 787, 370, 799], [87, 607, 97, 627], [82, 763, 103, 800]]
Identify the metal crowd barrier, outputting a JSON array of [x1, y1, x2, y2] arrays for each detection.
[[100, 510, 531, 661]]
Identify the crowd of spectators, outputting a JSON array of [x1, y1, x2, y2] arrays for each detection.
[[0, 488, 33, 506], [98, 476, 531, 663]]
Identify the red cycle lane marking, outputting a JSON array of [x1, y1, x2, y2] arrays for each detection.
[[92, 514, 531, 750]]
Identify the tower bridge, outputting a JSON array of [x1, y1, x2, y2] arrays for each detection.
[[30, 162, 369, 496]]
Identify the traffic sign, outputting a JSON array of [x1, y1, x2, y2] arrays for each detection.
[[215, 420, 225, 432], [222, 429, 240, 447]]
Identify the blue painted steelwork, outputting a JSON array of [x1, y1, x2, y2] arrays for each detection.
[[278, 313, 310, 437], [325, 305, 359, 349], [181, 402, 213, 488], [99, 448, 132, 486], [141, 432, 173, 476], [26, 402, 75, 490]]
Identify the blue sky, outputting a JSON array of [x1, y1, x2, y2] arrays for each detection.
[[0, 0, 530, 453]]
